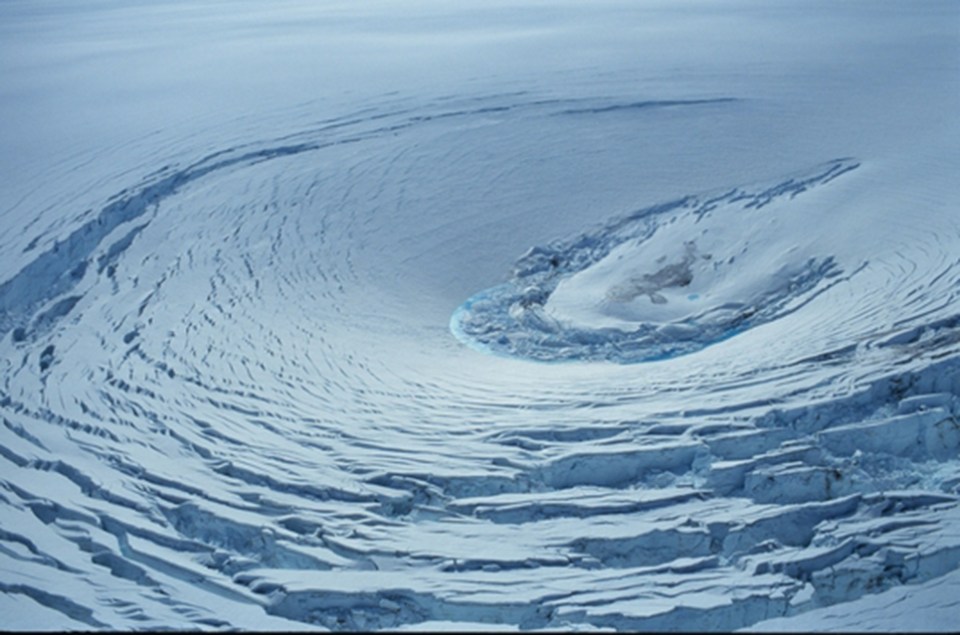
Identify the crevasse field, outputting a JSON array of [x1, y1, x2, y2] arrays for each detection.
[[1, 0, 959, 631]]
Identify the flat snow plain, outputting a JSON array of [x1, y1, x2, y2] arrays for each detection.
[[1, 0, 959, 631]]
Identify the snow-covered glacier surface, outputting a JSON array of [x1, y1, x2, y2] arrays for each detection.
[[1, 0, 959, 631]]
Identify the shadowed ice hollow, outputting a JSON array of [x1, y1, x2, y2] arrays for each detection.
[[452, 160, 857, 363]]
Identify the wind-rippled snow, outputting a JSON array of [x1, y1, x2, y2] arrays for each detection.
[[1, 0, 959, 631]]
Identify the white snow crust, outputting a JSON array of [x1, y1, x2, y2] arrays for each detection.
[[1, 0, 959, 631]]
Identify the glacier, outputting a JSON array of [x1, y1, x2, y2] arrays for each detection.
[[1, 0, 959, 631]]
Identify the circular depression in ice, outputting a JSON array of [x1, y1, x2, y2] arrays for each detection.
[[3, 82, 960, 634], [451, 160, 859, 363]]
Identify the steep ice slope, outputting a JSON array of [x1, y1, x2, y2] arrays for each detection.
[[1, 0, 959, 631]]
